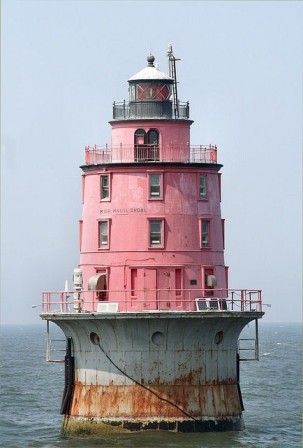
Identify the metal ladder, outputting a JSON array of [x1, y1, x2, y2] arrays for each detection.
[[238, 319, 260, 361], [45, 320, 66, 363], [167, 45, 180, 118]]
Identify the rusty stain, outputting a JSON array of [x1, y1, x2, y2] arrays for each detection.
[[70, 380, 242, 419]]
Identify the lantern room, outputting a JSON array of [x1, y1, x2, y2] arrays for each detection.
[[127, 54, 174, 119], [129, 55, 173, 100]]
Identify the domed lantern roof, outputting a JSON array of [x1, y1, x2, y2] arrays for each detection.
[[128, 54, 174, 83]]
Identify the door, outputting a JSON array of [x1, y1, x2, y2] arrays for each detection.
[[134, 129, 147, 161], [95, 273, 107, 300], [147, 129, 159, 161], [157, 268, 184, 310], [157, 268, 172, 310], [142, 268, 157, 310]]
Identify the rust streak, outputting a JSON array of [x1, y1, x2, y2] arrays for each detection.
[[70, 382, 242, 419]]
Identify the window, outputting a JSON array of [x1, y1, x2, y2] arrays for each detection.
[[100, 175, 110, 201], [130, 85, 136, 101], [98, 220, 110, 248], [149, 219, 164, 247], [199, 174, 207, 200], [136, 83, 170, 100], [201, 220, 210, 248], [149, 173, 162, 199]]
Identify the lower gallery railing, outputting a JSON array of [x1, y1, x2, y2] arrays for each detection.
[[41, 288, 262, 314]]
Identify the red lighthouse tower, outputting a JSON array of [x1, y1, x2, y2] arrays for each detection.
[[80, 49, 223, 310], [41, 46, 263, 434]]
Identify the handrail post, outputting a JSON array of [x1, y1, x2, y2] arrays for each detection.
[[258, 290, 262, 312], [60, 292, 63, 313], [46, 320, 51, 362], [213, 145, 217, 163], [255, 318, 259, 360], [47, 292, 51, 313]]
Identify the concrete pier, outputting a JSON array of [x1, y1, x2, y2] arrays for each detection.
[[42, 311, 262, 434]]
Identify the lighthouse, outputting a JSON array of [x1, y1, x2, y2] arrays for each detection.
[[41, 45, 263, 433]]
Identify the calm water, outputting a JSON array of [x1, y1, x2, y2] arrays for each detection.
[[0, 322, 301, 448]]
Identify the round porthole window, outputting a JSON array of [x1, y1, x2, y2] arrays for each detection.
[[151, 331, 165, 346], [214, 331, 223, 345], [90, 332, 100, 345]]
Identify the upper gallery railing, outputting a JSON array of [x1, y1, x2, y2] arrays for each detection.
[[112, 101, 190, 120], [84, 144, 218, 165]]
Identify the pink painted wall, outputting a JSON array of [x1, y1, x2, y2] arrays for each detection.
[[110, 120, 192, 162], [79, 157, 227, 311]]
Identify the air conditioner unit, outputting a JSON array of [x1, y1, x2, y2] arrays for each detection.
[[96, 302, 119, 313]]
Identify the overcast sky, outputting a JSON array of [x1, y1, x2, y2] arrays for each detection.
[[1, 0, 302, 325]]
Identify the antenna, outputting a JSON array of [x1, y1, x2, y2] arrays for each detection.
[[167, 43, 180, 118]]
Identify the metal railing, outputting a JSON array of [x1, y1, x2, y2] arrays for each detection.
[[112, 101, 190, 120], [84, 144, 217, 165], [41, 288, 262, 314]]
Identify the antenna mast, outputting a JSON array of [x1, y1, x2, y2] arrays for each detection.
[[167, 43, 180, 118]]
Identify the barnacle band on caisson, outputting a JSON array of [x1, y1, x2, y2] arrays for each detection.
[[40, 45, 264, 435]]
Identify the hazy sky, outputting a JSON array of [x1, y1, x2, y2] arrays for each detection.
[[1, 1, 302, 325]]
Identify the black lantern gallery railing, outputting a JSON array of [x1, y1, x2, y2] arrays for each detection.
[[112, 101, 190, 120]]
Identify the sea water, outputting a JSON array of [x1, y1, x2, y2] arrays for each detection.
[[0, 322, 301, 447]]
